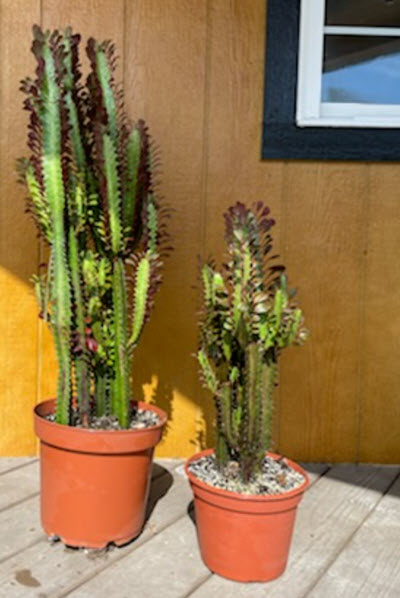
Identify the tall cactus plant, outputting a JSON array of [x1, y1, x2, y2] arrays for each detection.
[[197, 203, 307, 482], [18, 26, 165, 427]]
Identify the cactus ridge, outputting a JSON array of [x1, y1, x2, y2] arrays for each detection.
[[197, 202, 307, 482], [18, 26, 167, 427]]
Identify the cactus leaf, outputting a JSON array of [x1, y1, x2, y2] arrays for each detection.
[[103, 133, 122, 254], [273, 288, 283, 330], [288, 308, 302, 345], [130, 256, 151, 348], [111, 258, 130, 426], [94, 44, 118, 142], [197, 349, 218, 394], [123, 126, 141, 231], [40, 39, 72, 425]]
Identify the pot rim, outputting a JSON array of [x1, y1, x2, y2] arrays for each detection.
[[34, 398, 167, 436], [185, 448, 309, 502]]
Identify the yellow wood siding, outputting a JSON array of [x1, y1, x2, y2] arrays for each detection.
[[0, 0, 398, 462]]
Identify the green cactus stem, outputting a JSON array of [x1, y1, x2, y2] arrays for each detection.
[[94, 371, 108, 417], [110, 258, 130, 426], [197, 202, 307, 482], [68, 224, 90, 420], [19, 26, 167, 428], [40, 35, 72, 425]]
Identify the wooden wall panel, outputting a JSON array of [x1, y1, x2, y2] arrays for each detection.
[[279, 162, 368, 461], [0, 0, 399, 462], [360, 165, 400, 462], [0, 0, 41, 455], [124, 0, 207, 456], [42, 0, 125, 45]]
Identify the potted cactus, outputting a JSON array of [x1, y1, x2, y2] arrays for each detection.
[[18, 26, 167, 548], [185, 202, 308, 582]]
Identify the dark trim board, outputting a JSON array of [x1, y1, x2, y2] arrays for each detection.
[[262, 0, 400, 161]]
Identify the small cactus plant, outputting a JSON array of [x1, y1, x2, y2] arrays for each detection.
[[197, 202, 307, 482], [18, 26, 166, 427]]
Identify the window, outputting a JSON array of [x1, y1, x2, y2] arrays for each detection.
[[297, 0, 400, 127], [262, 0, 400, 160]]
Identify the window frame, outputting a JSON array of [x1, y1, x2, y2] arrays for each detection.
[[262, 0, 400, 160], [296, 0, 400, 128]]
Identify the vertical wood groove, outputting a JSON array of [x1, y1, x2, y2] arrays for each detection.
[[354, 164, 371, 463], [123, 0, 127, 89], [199, 0, 212, 269], [35, 0, 44, 455], [277, 159, 289, 452], [195, 0, 213, 452]]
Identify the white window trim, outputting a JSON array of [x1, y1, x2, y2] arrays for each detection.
[[325, 25, 400, 37], [296, 0, 400, 128]]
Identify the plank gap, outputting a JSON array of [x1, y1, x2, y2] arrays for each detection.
[[0, 492, 39, 515], [182, 573, 214, 598], [0, 458, 37, 476]]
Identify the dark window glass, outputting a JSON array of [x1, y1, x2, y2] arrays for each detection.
[[326, 0, 400, 27], [322, 35, 400, 103]]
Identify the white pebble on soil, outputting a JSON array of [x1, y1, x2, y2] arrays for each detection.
[[45, 409, 160, 430], [188, 454, 305, 496]]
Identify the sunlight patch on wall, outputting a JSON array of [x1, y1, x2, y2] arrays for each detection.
[[0, 268, 37, 455]]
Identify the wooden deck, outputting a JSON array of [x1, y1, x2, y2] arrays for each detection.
[[0, 458, 399, 597]]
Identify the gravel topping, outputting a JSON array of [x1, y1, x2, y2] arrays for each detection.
[[188, 454, 305, 496], [45, 408, 160, 430]]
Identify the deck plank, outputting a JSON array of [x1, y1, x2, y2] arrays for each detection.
[[0, 467, 192, 597], [0, 458, 36, 475], [0, 496, 41, 563], [0, 461, 39, 511], [308, 473, 400, 598], [189, 465, 400, 598], [0, 461, 399, 597], [67, 517, 209, 598]]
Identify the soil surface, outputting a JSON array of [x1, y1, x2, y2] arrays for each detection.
[[188, 454, 306, 495], [45, 408, 160, 430]]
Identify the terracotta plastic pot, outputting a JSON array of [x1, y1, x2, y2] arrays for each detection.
[[185, 448, 309, 582], [34, 399, 166, 548]]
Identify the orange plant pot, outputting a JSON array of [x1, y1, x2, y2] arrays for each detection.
[[34, 399, 166, 549], [185, 449, 309, 582]]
